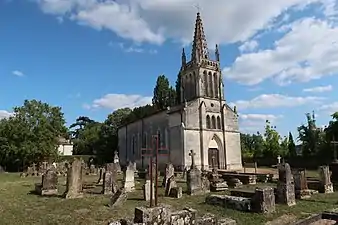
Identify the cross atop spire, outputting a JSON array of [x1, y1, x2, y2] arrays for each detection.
[[191, 12, 209, 64]]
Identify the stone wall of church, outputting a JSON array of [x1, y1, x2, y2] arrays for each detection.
[[118, 110, 184, 171]]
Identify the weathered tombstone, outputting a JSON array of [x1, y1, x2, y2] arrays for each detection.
[[162, 163, 174, 187], [32, 163, 38, 176], [110, 188, 128, 207], [96, 167, 105, 184], [143, 179, 155, 201], [169, 186, 183, 199], [209, 169, 228, 192], [165, 176, 177, 197], [123, 162, 135, 192], [103, 171, 116, 195], [89, 164, 97, 175], [187, 150, 203, 195], [35, 168, 58, 196], [251, 187, 275, 213], [276, 163, 296, 206], [63, 158, 83, 199], [134, 206, 170, 224], [293, 169, 311, 199], [319, 166, 334, 193]]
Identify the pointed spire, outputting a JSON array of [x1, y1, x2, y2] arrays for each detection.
[[191, 12, 209, 64], [215, 44, 220, 62], [182, 48, 186, 66]]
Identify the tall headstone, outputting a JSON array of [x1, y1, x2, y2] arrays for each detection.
[[319, 166, 334, 193], [113, 151, 121, 173], [103, 171, 118, 195], [35, 168, 58, 196], [293, 169, 311, 199], [143, 179, 155, 201], [63, 158, 83, 199], [251, 187, 275, 213], [123, 162, 135, 192], [187, 150, 203, 195], [162, 163, 174, 187], [276, 163, 296, 206]]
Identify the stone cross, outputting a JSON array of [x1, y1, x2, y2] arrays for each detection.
[[189, 150, 196, 168], [42, 161, 48, 170], [277, 155, 281, 164]]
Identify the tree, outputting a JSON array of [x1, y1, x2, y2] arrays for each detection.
[[288, 132, 297, 157], [240, 132, 264, 158], [69, 116, 95, 139], [297, 112, 321, 156], [0, 99, 67, 170], [152, 74, 171, 110], [263, 120, 282, 158]]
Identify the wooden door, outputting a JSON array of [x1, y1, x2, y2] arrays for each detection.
[[208, 148, 219, 169]]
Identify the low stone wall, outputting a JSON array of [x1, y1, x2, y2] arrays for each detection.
[[206, 195, 252, 212]]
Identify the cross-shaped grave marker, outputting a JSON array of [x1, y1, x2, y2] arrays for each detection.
[[277, 155, 281, 164], [141, 134, 169, 207], [189, 150, 196, 168]]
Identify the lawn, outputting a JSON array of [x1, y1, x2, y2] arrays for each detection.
[[0, 171, 337, 225]]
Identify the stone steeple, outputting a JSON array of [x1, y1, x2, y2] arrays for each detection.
[[191, 12, 209, 64]]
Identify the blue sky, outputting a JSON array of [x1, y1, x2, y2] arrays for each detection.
[[1, 0, 338, 139]]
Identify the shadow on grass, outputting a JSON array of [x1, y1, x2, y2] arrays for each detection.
[[27, 190, 64, 199]]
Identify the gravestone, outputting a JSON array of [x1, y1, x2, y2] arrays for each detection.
[[134, 206, 170, 224], [110, 188, 128, 207], [89, 164, 97, 175], [276, 163, 296, 206], [169, 186, 183, 199], [251, 187, 275, 214], [293, 169, 311, 199], [209, 169, 228, 192], [162, 163, 174, 187], [277, 155, 281, 164], [103, 171, 118, 195], [123, 162, 135, 192], [35, 168, 58, 196], [143, 179, 155, 201], [63, 158, 83, 199], [319, 166, 334, 193], [165, 176, 178, 197], [187, 150, 204, 195], [113, 151, 121, 173], [32, 163, 38, 176]]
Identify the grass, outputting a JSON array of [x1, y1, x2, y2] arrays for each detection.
[[0, 171, 337, 225]]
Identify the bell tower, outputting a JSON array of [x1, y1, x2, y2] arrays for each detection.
[[180, 12, 224, 103]]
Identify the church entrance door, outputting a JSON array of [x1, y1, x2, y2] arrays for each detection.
[[208, 148, 219, 169]]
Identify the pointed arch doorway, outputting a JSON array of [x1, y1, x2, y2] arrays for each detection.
[[208, 135, 221, 169]]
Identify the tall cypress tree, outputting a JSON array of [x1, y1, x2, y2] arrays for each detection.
[[288, 132, 297, 157], [152, 75, 170, 110]]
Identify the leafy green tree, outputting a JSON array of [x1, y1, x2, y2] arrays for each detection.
[[0, 100, 67, 170], [263, 120, 282, 158], [297, 112, 320, 156], [280, 136, 289, 157], [69, 116, 95, 139], [152, 74, 171, 110], [288, 132, 297, 157], [240, 132, 264, 158]]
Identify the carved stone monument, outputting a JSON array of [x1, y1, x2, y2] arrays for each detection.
[[276, 163, 296, 206], [187, 150, 203, 195], [35, 168, 58, 196], [319, 165, 334, 193], [123, 162, 135, 192], [63, 158, 83, 199], [143, 179, 155, 201], [162, 163, 174, 188]]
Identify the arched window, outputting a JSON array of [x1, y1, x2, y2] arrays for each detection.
[[206, 115, 211, 129], [142, 133, 147, 148], [214, 73, 219, 98], [203, 70, 208, 97], [217, 116, 221, 129], [208, 71, 214, 98], [211, 116, 216, 129]]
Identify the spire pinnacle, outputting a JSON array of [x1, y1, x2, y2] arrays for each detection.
[[191, 12, 209, 64], [215, 44, 220, 62], [182, 48, 186, 66]]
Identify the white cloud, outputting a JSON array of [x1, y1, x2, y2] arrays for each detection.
[[239, 40, 258, 53], [31, 0, 335, 46], [239, 113, 282, 134], [224, 17, 338, 85], [303, 85, 333, 93], [12, 70, 24, 77], [319, 102, 338, 114], [239, 113, 282, 121], [89, 93, 152, 110], [109, 42, 157, 54], [0, 110, 13, 119], [230, 94, 324, 110]]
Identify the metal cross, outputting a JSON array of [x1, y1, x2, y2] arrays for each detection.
[[141, 134, 169, 207]]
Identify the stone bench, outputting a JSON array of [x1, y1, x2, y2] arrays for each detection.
[[219, 172, 256, 185]]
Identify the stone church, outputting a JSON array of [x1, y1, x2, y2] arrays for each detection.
[[118, 12, 242, 171]]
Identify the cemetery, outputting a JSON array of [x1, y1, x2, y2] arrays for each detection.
[[2, 152, 338, 225]]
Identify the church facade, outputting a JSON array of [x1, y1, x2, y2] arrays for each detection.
[[118, 12, 242, 171]]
